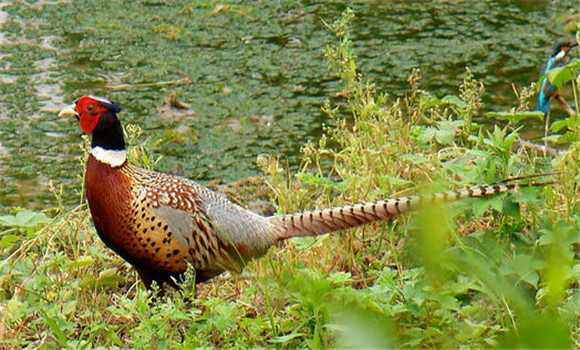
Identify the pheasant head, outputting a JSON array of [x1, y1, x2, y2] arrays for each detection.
[[60, 95, 126, 166]]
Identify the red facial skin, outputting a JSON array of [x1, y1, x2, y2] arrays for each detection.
[[76, 96, 108, 133]]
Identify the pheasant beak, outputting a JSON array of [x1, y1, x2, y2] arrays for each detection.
[[58, 104, 80, 120]]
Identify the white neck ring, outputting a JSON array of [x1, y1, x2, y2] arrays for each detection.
[[91, 147, 127, 167]]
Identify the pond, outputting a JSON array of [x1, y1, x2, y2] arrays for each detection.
[[0, 0, 577, 212]]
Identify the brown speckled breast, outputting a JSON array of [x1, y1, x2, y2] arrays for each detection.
[[85, 155, 189, 281], [85, 154, 243, 287]]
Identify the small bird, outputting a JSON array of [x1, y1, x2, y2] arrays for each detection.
[[537, 40, 578, 116], [60, 95, 551, 290]]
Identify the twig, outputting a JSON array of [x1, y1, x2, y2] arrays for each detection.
[[544, 110, 550, 155], [517, 139, 565, 156], [556, 94, 578, 117]]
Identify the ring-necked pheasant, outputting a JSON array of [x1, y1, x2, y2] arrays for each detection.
[[60, 95, 552, 290]]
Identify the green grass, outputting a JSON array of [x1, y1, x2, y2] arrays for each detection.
[[1, 10, 580, 348]]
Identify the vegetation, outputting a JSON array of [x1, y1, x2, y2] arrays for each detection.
[[1, 10, 580, 348]]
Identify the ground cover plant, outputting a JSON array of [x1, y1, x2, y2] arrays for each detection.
[[1, 10, 580, 348]]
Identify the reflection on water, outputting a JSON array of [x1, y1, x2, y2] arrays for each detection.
[[0, 0, 577, 211]]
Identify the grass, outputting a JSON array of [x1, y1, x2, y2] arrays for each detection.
[[1, 10, 580, 348]]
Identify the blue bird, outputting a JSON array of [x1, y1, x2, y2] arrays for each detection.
[[537, 40, 578, 115]]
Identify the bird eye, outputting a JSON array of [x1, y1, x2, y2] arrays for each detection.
[[86, 104, 97, 116]]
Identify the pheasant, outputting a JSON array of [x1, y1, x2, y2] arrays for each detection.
[[60, 95, 551, 290]]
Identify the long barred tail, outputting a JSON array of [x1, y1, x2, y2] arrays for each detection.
[[270, 179, 555, 240]]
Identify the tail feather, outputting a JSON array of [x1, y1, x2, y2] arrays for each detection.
[[270, 179, 554, 241]]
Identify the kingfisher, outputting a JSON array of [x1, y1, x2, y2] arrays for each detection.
[[537, 40, 578, 115]]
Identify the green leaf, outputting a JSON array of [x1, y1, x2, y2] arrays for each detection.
[[79, 268, 123, 289], [489, 195, 504, 212], [41, 311, 68, 347], [470, 198, 493, 216], [79, 276, 97, 289], [541, 134, 563, 143], [376, 174, 412, 188], [0, 234, 21, 248], [442, 94, 467, 107], [503, 197, 521, 218], [499, 253, 543, 288], [546, 58, 580, 90], [106, 330, 126, 347], [269, 332, 307, 343], [497, 312, 571, 348], [65, 256, 95, 269], [98, 268, 124, 287], [327, 271, 353, 285], [417, 120, 463, 145], [419, 94, 443, 108], [550, 119, 570, 133], [434, 121, 458, 145], [0, 210, 50, 229], [299, 173, 343, 190], [417, 126, 437, 143], [552, 131, 578, 144]]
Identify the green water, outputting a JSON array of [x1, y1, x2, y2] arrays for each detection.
[[0, 0, 577, 211]]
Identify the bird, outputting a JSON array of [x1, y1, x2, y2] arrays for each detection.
[[59, 95, 553, 291], [537, 40, 578, 116]]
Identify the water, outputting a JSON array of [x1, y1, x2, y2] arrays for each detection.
[[0, 0, 577, 212]]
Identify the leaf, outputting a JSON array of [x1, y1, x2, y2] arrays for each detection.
[[79, 276, 97, 289], [470, 198, 492, 217], [546, 58, 580, 90], [106, 330, 126, 347], [550, 119, 570, 133], [417, 126, 437, 143], [434, 121, 458, 145], [436, 294, 460, 311], [269, 333, 307, 343], [442, 94, 467, 107], [489, 195, 504, 212], [41, 311, 68, 347], [299, 173, 343, 190], [552, 131, 578, 144], [376, 174, 412, 188], [98, 268, 124, 287], [419, 94, 443, 108], [417, 120, 463, 145], [79, 268, 123, 289], [0, 210, 50, 229], [497, 312, 571, 348], [541, 134, 563, 143], [502, 197, 521, 218], [327, 271, 353, 285], [65, 256, 95, 269], [499, 253, 543, 288], [537, 221, 580, 246], [0, 234, 21, 248]]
